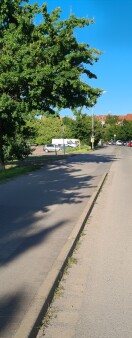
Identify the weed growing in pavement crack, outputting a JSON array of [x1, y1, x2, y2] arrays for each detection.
[[54, 281, 64, 299], [63, 256, 78, 275], [37, 230, 86, 334]]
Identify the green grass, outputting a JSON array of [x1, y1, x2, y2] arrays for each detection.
[[0, 164, 41, 183], [0, 154, 67, 183], [0, 146, 91, 183], [24, 155, 65, 161], [63, 145, 91, 154], [72, 145, 91, 153]]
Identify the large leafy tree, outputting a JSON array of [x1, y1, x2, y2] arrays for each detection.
[[62, 117, 76, 139], [0, 0, 102, 168], [71, 109, 102, 145], [33, 117, 63, 145]]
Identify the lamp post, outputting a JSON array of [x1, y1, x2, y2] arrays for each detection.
[[62, 125, 65, 155], [114, 134, 116, 144], [90, 91, 107, 150], [91, 113, 94, 150]]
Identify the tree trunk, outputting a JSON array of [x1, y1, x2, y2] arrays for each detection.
[[0, 162, 5, 171], [0, 128, 5, 170]]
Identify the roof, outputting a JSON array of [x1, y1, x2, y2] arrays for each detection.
[[124, 114, 132, 121], [96, 114, 132, 122]]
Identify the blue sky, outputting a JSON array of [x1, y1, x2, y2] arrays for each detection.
[[30, 0, 132, 117]]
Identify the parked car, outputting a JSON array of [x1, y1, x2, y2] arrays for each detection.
[[43, 144, 61, 152], [116, 140, 123, 145], [127, 141, 132, 147]]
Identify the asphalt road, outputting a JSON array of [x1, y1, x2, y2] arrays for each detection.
[[37, 145, 132, 338], [0, 146, 116, 337]]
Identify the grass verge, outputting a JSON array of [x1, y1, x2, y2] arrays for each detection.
[[0, 155, 67, 183], [0, 146, 91, 183], [65, 145, 91, 154], [0, 165, 41, 183]]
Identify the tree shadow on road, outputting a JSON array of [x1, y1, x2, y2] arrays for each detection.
[[0, 151, 117, 266], [0, 291, 24, 335], [0, 151, 116, 334]]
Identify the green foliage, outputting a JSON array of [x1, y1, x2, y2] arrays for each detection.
[[0, 1, 102, 113], [27, 114, 104, 147], [71, 110, 102, 145], [116, 121, 132, 141], [0, 0, 102, 167], [124, 121, 132, 140], [62, 117, 75, 138], [73, 114, 91, 143], [33, 117, 64, 145], [105, 115, 119, 125], [25, 114, 132, 148], [100, 116, 132, 142], [3, 135, 31, 161]]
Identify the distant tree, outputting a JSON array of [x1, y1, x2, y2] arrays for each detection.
[[72, 109, 102, 145], [117, 120, 132, 141], [62, 117, 75, 138], [0, 0, 102, 168], [103, 116, 132, 142], [33, 117, 64, 145], [103, 115, 118, 141], [126, 121, 132, 140], [103, 125, 116, 142], [71, 110, 91, 144], [94, 118, 104, 145], [105, 115, 119, 125]]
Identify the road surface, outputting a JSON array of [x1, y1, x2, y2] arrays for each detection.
[[37, 145, 132, 338], [0, 146, 115, 337]]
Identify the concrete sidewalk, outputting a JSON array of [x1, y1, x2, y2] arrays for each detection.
[[37, 151, 132, 338]]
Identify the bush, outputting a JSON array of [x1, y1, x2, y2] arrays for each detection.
[[3, 138, 31, 162]]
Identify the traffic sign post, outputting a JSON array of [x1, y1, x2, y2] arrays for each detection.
[[91, 113, 94, 150], [91, 136, 94, 150]]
